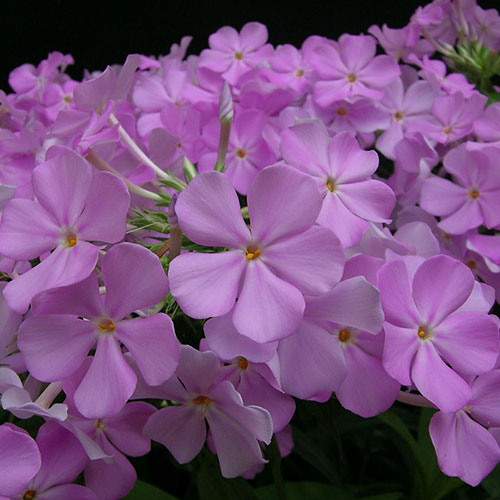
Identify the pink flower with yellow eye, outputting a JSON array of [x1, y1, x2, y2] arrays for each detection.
[[0, 147, 130, 313]]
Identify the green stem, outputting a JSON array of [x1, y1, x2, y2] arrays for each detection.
[[270, 435, 288, 500], [86, 150, 164, 202]]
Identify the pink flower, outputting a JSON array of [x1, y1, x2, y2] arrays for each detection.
[[280, 123, 396, 247], [378, 254, 499, 412], [169, 165, 344, 343], [0, 148, 130, 313], [198, 23, 273, 85], [420, 145, 500, 234], [311, 34, 400, 106], [430, 370, 500, 486], [143, 346, 273, 478], [197, 108, 276, 194], [18, 421, 96, 500], [18, 243, 179, 418], [0, 423, 41, 498], [408, 92, 486, 144]]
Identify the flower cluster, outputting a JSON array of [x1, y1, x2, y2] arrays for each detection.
[[1, 0, 500, 498]]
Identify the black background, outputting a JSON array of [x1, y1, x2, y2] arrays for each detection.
[[3, 0, 497, 91]]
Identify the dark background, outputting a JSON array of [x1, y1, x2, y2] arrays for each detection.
[[2, 0, 496, 91]]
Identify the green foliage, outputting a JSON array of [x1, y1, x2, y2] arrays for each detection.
[[444, 41, 500, 95], [125, 480, 180, 500], [130, 207, 170, 235]]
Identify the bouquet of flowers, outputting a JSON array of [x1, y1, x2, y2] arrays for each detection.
[[1, 0, 500, 498]]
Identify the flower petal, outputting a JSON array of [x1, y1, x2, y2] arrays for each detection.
[[74, 336, 137, 418], [411, 341, 471, 412], [3, 242, 99, 314], [262, 226, 344, 295], [248, 165, 322, 246], [18, 315, 96, 381], [432, 311, 498, 375], [412, 255, 474, 326], [169, 250, 246, 319], [278, 319, 346, 399], [77, 172, 129, 243], [0, 199, 59, 260], [305, 276, 383, 334], [31, 273, 103, 318], [233, 260, 305, 343], [103, 242, 168, 319], [116, 314, 180, 386], [204, 314, 277, 363], [144, 406, 206, 463], [0, 424, 41, 496], [175, 171, 251, 248], [32, 148, 93, 227]]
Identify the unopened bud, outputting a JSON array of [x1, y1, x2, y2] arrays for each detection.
[[183, 157, 198, 184], [218, 82, 233, 123]]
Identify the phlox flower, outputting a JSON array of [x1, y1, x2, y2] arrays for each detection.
[[0, 148, 130, 313], [197, 108, 276, 194], [203, 315, 295, 432], [472, 101, 500, 144], [198, 22, 273, 85], [376, 77, 436, 159], [420, 145, 500, 234], [169, 165, 344, 343], [70, 400, 155, 500], [407, 91, 486, 144], [378, 254, 499, 413], [8, 52, 73, 99], [143, 345, 273, 478], [280, 122, 396, 247], [277, 276, 386, 406], [430, 370, 500, 486], [311, 33, 400, 106], [15, 421, 96, 500], [18, 243, 179, 418], [0, 423, 41, 499]]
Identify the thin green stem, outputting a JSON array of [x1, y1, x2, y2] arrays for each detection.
[[109, 113, 186, 191], [86, 150, 164, 202], [269, 435, 288, 500]]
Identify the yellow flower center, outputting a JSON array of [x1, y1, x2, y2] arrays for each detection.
[[326, 177, 336, 192], [98, 319, 115, 333], [245, 248, 261, 260], [234, 51, 244, 60], [23, 491, 36, 500], [417, 326, 431, 340], [347, 74, 356, 83], [295, 69, 305, 77], [64, 235, 77, 247], [394, 111, 404, 121], [338, 329, 351, 342], [238, 356, 249, 370], [469, 189, 480, 199], [96, 418, 107, 430], [236, 148, 247, 158], [193, 395, 211, 405], [443, 126, 453, 135], [336, 107, 347, 116]]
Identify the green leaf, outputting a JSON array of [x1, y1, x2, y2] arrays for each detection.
[[124, 480, 179, 500], [196, 453, 259, 500], [291, 426, 340, 484], [256, 482, 354, 500], [481, 462, 500, 497], [357, 493, 404, 500], [377, 411, 422, 470]]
